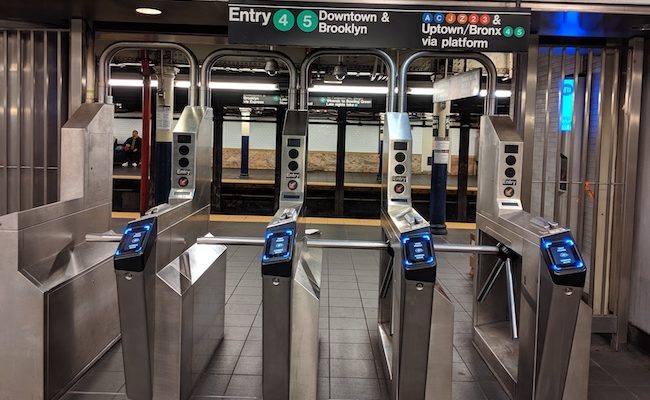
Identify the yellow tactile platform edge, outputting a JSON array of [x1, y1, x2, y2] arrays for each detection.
[[111, 212, 475, 230]]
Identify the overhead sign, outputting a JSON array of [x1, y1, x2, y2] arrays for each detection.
[[242, 94, 288, 105], [431, 69, 482, 102], [228, 1, 531, 52], [242, 94, 372, 108]]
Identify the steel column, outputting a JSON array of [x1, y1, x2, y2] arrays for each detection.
[[335, 110, 347, 216], [140, 51, 151, 215]]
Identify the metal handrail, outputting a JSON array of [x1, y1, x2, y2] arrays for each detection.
[[200, 49, 298, 109], [299, 49, 397, 112], [98, 42, 199, 106], [196, 235, 500, 255], [398, 51, 498, 115]]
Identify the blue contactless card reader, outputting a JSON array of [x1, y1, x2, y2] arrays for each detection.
[[262, 228, 294, 265], [541, 233, 587, 287]]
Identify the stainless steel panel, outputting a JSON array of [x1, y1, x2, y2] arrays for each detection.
[[399, 280, 435, 399], [382, 112, 413, 210], [116, 269, 154, 400], [7, 30, 21, 213], [0, 29, 68, 215], [263, 275, 291, 400], [609, 38, 643, 347], [0, 229, 46, 400], [0, 31, 7, 215], [153, 243, 227, 400], [289, 248, 322, 400], [20, 31, 34, 211], [46, 256, 120, 399], [425, 286, 454, 400], [0, 102, 118, 400], [562, 301, 591, 399]]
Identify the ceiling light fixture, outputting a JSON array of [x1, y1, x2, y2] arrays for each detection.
[[108, 79, 279, 91], [136, 7, 162, 15], [310, 84, 387, 95]]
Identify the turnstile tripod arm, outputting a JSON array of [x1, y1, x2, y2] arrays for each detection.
[[85, 232, 123, 242], [306, 239, 500, 255], [197, 236, 266, 246], [504, 257, 518, 340], [477, 258, 505, 303]]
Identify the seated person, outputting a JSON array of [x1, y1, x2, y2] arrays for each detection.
[[122, 130, 142, 167]]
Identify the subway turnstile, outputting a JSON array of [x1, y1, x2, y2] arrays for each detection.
[[261, 110, 323, 400], [474, 115, 591, 400], [112, 105, 227, 400], [378, 112, 454, 400]]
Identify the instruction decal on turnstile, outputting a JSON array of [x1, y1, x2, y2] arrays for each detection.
[[228, 1, 531, 52]]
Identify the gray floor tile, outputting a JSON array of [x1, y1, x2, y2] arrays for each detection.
[[330, 329, 371, 344], [330, 377, 384, 400], [330, 343, 374, 360], [233, 356, 263, 375], [329, 306, 366, 318], [330, 317, 368, 330], [214, 340, 245, 356], [191, 374, 230, 396], [70, 371, 124, 394], [225, 374, 262, 397], [330, 359, 377, 378], [206, 355, 238, 375], [241, 340, 263, 356], [587, 384, 638, 400]]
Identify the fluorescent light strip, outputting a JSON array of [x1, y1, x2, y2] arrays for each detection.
[[210, 82, 279, 91], [108, 79, 279, 91], [108, 79, 510, 98], [309, 84, 388, 94]]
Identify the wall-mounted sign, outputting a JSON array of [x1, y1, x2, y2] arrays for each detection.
[[228, 1, 531, 52], [242, 94, 373, 108], [431, 69, 482, 103], [242, 94, 288, 105]]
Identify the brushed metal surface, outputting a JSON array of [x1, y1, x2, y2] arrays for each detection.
[[289, 249, 322, 400], [263, 275, 292, 400], [0, 103, 118, 400], [425, 286, 454, 400], [475, 115, 592, 400], [116, 269, 154, 400], [153, 243, 227, 400]]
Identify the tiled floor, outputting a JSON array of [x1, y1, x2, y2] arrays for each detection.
[[64, 221, 650, 400]]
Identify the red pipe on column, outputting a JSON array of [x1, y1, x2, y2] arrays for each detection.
[[140, 51, 152, 215]]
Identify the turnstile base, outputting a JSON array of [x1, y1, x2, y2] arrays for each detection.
[[473, 322, 518, 399]]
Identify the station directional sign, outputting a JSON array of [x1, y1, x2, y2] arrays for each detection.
[[228, 1, 531, 52]]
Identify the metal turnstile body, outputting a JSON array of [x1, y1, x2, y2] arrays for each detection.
[[0, 104, 120, 400], [474, 115, 591, 400], [262, 110, 323, 400], [114, 106, 227, 400], [378, 112, 454, 400]]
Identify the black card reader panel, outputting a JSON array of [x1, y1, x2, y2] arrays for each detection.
[[541, 232, 587, 287], [401, 230, 436, 282], [261, 224, 295, 277], [114, 217, 157, 272]]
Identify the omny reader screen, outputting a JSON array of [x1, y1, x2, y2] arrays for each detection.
[[116, 223, 152, 256], [269, 235, 290, 256], [549, 244, 578, 268], [406, 239, 431, 264], [262, 228, 294, 264]]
